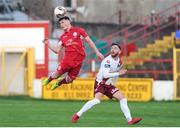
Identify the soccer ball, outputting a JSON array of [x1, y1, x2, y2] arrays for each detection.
[[54, 6, 67, 18]]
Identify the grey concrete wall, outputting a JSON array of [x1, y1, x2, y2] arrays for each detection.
[[76, 0, 120, 24], [22, 0, 53, 20], [119, 0, 179, 24], [75, 0, 180, 24], [0, 53, 26, 95]]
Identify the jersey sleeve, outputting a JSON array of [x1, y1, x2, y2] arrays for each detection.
[[58, 40, 63, 47], [79, 28, 88, 38], [101, 60, 119, 78], [59, 35, 65, 46]]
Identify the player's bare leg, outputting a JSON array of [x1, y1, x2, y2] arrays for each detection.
[[51, 75, 73, 90], [113, 91, 142, 124], [72, 92, 103, 123], [42, 71, 62, 86]]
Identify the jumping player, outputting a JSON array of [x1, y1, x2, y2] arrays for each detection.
[[42, 16, 104, 90], [72, 43, 142, 124]]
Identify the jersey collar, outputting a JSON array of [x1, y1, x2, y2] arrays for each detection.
[[110, 55, 119, 62]]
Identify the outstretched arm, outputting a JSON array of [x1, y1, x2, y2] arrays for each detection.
[[102, 61, 127, 78], [43, 38, 62, 54], [85, 36, 104, 60], [103, 69, 127, 78]]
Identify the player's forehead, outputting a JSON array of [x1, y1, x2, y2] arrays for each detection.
[[59, 19, 66, 23], [59, 19, 70, 24], [111, 45, 120, 49]]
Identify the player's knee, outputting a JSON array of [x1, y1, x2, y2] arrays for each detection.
[[65, 76, 75, 83], [113, 91, 125, 100], [119, 96, 126, 101], [51, 71, 59, 79], [118, 95, 125, 100], [93, 98, 101, 104]]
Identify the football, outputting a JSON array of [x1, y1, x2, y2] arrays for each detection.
[[54, 6, 67, 18]]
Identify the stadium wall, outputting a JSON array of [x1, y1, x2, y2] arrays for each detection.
[[33, 79, 42, 98], [0, 21, 49, 78], [153, 81, 173, 101]]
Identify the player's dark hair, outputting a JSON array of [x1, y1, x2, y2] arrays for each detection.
[[111, 43, 121, 50], [58, 16, 70, 22]]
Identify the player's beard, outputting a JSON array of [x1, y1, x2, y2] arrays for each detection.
[[111, 51, 119, 58]]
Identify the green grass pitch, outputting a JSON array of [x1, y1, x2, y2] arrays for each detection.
[[0, 96, 180, 127]]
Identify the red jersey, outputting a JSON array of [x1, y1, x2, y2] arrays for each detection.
[[59, 26, 88, 62]]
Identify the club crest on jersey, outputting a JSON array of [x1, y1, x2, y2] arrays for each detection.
[[73, 32, 77, 37], [106, 60, 110, 63]]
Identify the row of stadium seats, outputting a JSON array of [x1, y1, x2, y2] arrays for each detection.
[[122, 32, 175, 69]]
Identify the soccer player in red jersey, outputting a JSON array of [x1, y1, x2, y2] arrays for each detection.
[[42, 16, 104, 90], [72, 43, 142, 124]]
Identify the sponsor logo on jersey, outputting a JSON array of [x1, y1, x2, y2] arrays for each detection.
[[65, 39, 73, 46], [104, 64, 110, 68]]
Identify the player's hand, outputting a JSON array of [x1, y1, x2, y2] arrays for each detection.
[[119, 69, 127, 75], [96, 52, 104, 60], [42, 38, 49, 45]]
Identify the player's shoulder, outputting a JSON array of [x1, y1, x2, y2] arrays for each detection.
[[71, 26, 83, 30], [102, 55, 112, 64], [74, 27, 86, 33]]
